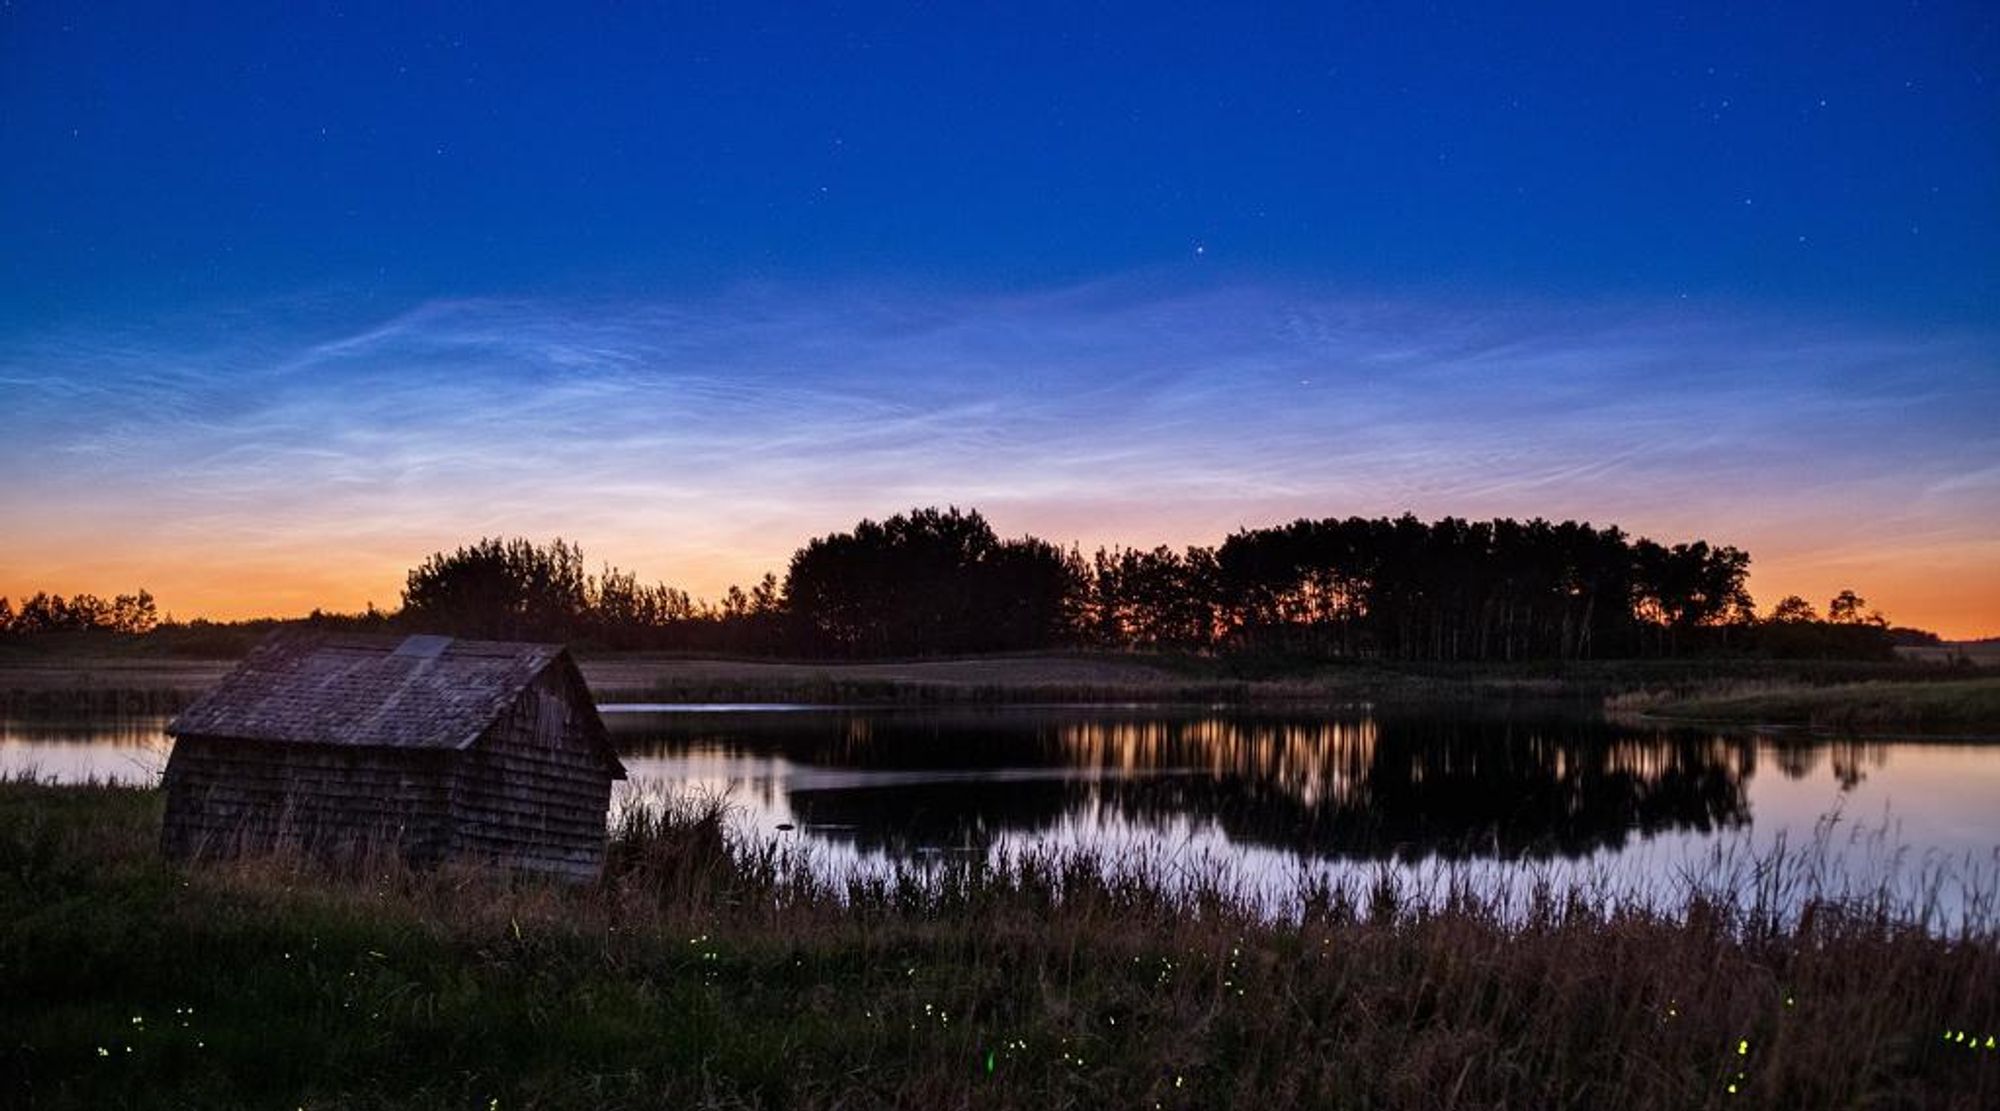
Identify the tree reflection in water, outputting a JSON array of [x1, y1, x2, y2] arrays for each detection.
[[610, 707, 1760, 862]]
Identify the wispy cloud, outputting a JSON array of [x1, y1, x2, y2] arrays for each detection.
[[2, 279, 1995, 631]]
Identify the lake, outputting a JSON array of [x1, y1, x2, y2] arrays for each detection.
[[7, 704, 1998, 925]]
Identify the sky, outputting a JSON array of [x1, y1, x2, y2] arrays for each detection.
[[2, 2, 1996, 636]]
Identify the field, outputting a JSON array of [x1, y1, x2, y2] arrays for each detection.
[[1611, 678, 2000, 735], [582, 652, 1227, 703], [4, 780, 1999, 1109], [8, 638, 1996, 714], [1901, 642, 2000, 667]]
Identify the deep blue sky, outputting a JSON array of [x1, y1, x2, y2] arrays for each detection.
[[6, 2, 1994, 321], [3, 2, 1997, 632]]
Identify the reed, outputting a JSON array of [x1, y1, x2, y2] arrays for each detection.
[[3, 779, 1997, 1108]]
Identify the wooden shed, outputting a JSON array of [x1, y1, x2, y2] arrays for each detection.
[[162, 630, 626, 880]]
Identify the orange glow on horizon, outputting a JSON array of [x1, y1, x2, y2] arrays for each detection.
[[6, 515, 1996, 641], [8, 288, 1990, 643]]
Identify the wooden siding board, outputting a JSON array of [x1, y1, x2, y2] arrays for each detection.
[[438, 671, 617, 879], [162, 737, 454, 864]]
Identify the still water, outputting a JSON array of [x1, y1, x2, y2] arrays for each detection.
[[7, 705, 1999, 922]]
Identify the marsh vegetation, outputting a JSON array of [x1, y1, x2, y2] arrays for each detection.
[[3, 779, 1997, 1108], [1611, 678, 2000, 734]]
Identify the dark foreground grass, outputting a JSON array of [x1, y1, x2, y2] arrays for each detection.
[[1611, 677, 2000, 735], [3, 782, 1999, 1109]]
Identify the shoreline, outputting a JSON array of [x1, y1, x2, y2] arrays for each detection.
[[6, 649, 1998, 728], [1611, 677, 2000, 735]]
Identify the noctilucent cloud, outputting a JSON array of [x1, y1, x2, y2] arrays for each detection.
[[2, 3, 1996, 634]]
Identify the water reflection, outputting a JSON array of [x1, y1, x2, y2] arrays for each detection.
[[1763, 735, 1889, 790], [610, 708, 1759, 861], [0, 713, 172, 785], [0, 706, 1957, 878]]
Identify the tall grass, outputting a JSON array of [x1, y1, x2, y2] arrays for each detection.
[[592, 655, 2000, 709], [1611, 677, 2000, 734], [3, 779, 1998, 1108]]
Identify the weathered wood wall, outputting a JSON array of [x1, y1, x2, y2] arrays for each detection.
[[160, 739, 453, 865], [449, 669, 615, 880]]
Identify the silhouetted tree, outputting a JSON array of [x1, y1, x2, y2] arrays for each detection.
[[108, 590, 159, 634], [15, 593, 72, 632], [67, 594, 112, 630], [403, 537, 592, 639], [1756, 592, 1894, 660], [1202, 514, 1757, 661], [749, 573, 782, 616], [1768, 595, 1819, 623], [1630, 539, 1753, 655], [983, 538, 1089, 650], [1828, 589, 1876, 625], [786, 507, 1078, 655], [788, 509, 980, 654], [1089, 545, 1220, 650]]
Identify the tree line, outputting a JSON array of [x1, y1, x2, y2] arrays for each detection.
[[0, 590, 159, 635], [397, 536, 786, 652], [4, 507, 1918, 660], [388, 507, 1900, 661]]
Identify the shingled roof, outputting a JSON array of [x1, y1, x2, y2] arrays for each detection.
[[169, 630, 614, 759]]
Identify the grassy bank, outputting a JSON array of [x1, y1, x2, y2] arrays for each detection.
[[564, 652, 2000, 708], [11, 639, 1992, 712], [1611, 677, 2000, 735], [3, 782, 1998, 1108]]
